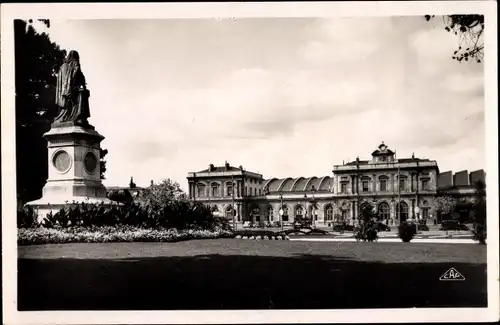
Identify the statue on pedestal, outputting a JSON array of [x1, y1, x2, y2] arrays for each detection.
[[53, 50, 91, 127]]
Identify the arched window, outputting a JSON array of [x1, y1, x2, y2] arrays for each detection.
[[325, 205, 334, 221], [282, 205, 289, 222], [295, 205, 304, 219], [378, 202, 390, 220], [420, 200, 430, 218], [211, 183, 220, 197], [225, 205, 234, 219], [396, 201, 409, 220], [197, 184, 206, 197], [249, 206, 260, 222], [267, 206, 273, 221]]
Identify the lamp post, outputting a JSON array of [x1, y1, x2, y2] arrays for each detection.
[[311, 186, 316, 228], [415, 206, 420, 233], [231, 176, 236, 231], [279, 191, 284, 230], [303, 193, 308, 227]]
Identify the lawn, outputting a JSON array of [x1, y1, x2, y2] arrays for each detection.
[[18, 239, 487, 310]]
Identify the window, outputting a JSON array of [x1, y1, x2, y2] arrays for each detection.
[[282, 206, 289, 222], [340, 182, 347, 193], [379, 177, 388, 191], [326, 206, 334, 221], [211, 183, 219, 197], [381, 156, 387, 162], [267, 206, 273, 221], [421, 179, 429, 190], [227, 183, 233, 197], [399, 178, 406, 191], [259, 189, 262, 195], [225, 206, 234, 219], [378, 202, 390, 220], [254, 188, 257, 196], [396, 202, 409, 220], [341, 209, 349, 220], [295, 206, 304, 219], [362, 180, 369, 192], [421, 207, 429, 218], [197, 184, 206, 197]]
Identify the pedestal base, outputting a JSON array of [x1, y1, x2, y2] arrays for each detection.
[[25, 123, 115, 222]]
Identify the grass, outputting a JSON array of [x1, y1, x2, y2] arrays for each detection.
[[18, 239, 487, 310]]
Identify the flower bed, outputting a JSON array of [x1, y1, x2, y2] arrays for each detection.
[[18, 226, 234, 246]]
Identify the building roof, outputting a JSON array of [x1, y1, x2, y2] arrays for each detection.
[[438, 169, 485, 189], [191, 162, 262, 178], [197, 165, 242, 173], [264, 176, 332, 193]]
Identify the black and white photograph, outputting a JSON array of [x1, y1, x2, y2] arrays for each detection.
[[1, 2, 498, 324]]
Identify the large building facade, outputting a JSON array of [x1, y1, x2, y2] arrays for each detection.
[[186, 142, 484, 227]]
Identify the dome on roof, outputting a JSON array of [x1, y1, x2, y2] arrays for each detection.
[[293, 177, 308, 191], [266, 178, 282, 192], [303, 177, 317, 191], [318, 176, 332, 191], [280, 178, 295, 191]]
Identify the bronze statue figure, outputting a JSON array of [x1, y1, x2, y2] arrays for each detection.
[[53, 50, 91, 126]]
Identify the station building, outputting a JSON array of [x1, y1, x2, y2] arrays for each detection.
[[182, 142, 485, 227]]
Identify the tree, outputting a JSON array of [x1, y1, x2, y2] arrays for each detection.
[[472, 180, 486, 244], [431, 195, 457, 220], [15, 19, 67, 204], [358, 203, 377, 224], [99, 148, 108, 180], [425, 15, 484, 63], [107, 189, 133, 205], [138, 178, 188, 206], [354, 203, 378, 242]]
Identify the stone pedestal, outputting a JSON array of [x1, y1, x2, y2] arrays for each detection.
[[26, 123, 114, 221]]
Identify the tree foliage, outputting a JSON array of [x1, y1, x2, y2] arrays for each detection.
[[425, 14, 484, 63], [472, 180, 486, 244], [15, 19, 66, 203], [431, 195, 457, 218], [138, 179, 188, 206], [100, 148, 108, 180], [15, 19, 108, 203], [107, 189, 133, 205], [354, 203, 378, 242], [358, 203, 377, 224]]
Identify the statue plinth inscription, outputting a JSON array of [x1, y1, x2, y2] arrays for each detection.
[[26, 50, 115, 220]]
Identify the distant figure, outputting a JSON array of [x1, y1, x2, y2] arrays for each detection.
[[53, 50, 91, 126]]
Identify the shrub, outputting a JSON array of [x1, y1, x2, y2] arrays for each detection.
[[398, 221, 417, 242], [21, 200, 228, 231], [354, 220, 379, 242], [472, 223, 486, 245], [17, 206, 39, 228]]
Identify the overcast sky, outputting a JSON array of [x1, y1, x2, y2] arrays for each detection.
[[35, 16, 485, 190]]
